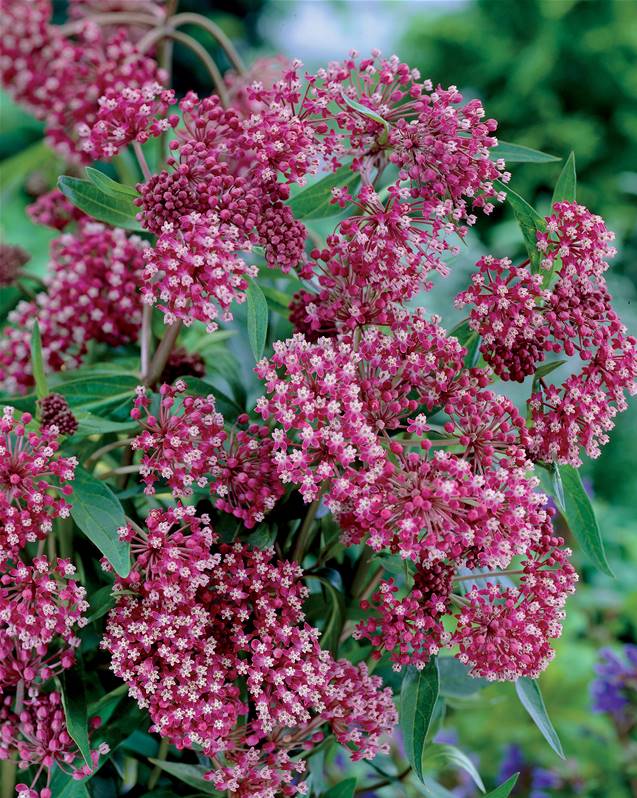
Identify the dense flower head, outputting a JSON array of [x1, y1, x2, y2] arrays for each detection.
[[356, 563, 453, 668], [38, 394, 78, 437], [537, 201, 617, 281], [0, 244, 30, 287], [141, 211, 256, 332], [0, 691, 107, 798], [0, 556, 87, 652], [158, 346, 206, 385], [78, 82, 179, 160], [591, 645, 637, 723], [0, 222, 147, 394], [131, 382, 284, 526], [0, 1, 166, 162], [454, 529, 577, 680], [455, 255, 548, 381], [0, 408, 76, 567], [299, 51, 507, 218], [104, 538, 395, 792], [27, 189, 86, 231]]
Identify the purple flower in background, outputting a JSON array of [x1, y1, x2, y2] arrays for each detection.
[[591, 645, 637, 722], [499, 744, 561, 797]]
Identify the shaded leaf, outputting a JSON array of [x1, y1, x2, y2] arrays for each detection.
[[247, 279, 269, 362], [449, 319, 481, 368], [531, 359, 567, 395], [180, 376, 244, 419], [307, 568, 346, 654], [57, 373, 139, 416], [497, 181, 546, 271], [288, 163, 361, 220], [427, 744, 484, 792], [400, 657, 440, 781], [72, 411, 139, 438], [551, 152, 576, 205], [58, 175, 142, 231], [60, 668, 92, 768], [321, 778, 357, 798], [558, 463, 613, 576], [341, 92, 389, 132], [147, 760, 220, 794], [515, 678, 564, 758], [87, 584, 115, 624], [30, 320, 48, 401], [88, 684, 127, 725], [438, 657, 488, 698], [491, 141, 561, 163], [69, 465, 130, 577]]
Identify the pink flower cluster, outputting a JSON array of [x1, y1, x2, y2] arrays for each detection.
[[0, 0, 166, 162], [255, 303, 578, 677], [0, 409, 76, 567], [457, 202, 637, 465], [0, 411, 105, 796], [103, 510, 396, 797], [130, 382, 284, 528], [0, 221, 147, 394]]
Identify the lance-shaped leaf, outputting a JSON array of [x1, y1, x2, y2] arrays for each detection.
[[427, 744, 485, 792], [449, 319, 481, 368], [69, 466, 130, 577], [247, 278, 269, 362], [551, 152, 576, 205], [485, 774, 519, 798], [58, 175, 142, 231], [147, 760, 221, 794], [60, 668, 92, 768], [340, 92, 390, 133], [288, 163, 361, 220], [490, 141, 561, 163], [400, 657, 440, 781], [515, 678, 564, 758], [558, 464, 613, 576], [438, 656, 488, 698], [85, 166, 139, 198], [30, 320, 48, 401], [306, 568, 346, 655], [497, 181, 546, 272], [531, 359, 567, 395]]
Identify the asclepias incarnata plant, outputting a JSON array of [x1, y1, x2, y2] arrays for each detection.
[[0, 2, 635, 797]]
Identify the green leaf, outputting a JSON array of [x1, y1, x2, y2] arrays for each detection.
[[321, 778, 357, 798], [306, 568, 346, 655], [426, 744, 484, 792], [69, 465, 130, 577], [485, 773, 519, 798], [0, 139, 51, 201], [449, 319, 481, 368], [72, 411, 139, 438], [30, 320, 48, 401], [87, 583, 115, 624], [558, 463, 613, 576], [515, 678, 564, 758], [497, 181, 546, 272], [438, 657, 488, 698], [147, 760, 220, 794], [552, 152, 576, 205], [400, 657, 440, 782], [85, 166, 139, 198], [340, 92, 390, 132], [58, 175, 142, 231], [420, 777, 457, 798], [491, 141, 561, 163], [60, 668, 92, 768], [531, 359, 567, 395], [288, 163, 361, 220], [88, 684, 127, 725], [246, 279, 269, 362], [57, 373, 139, 416]]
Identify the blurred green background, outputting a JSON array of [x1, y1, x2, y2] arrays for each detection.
[[1, 1, 635, 795]]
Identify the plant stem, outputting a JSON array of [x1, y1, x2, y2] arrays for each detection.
[[145, 320, 182, 386], [292, 499, 321, 563], [170, 12, 247, 74], [140, 304, 152, 379], [58, 12, 159, 36], [1, 757, 16, 798], [85, 437, 134, 467], [147, 738, 170, 789], [133, 141, 152, 181], [355, 765, 412, 793], [97, 464, 141, 481]]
